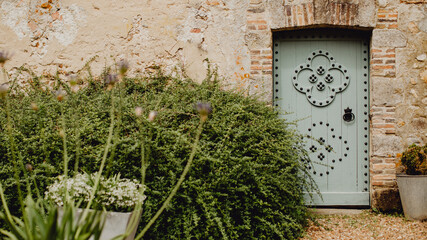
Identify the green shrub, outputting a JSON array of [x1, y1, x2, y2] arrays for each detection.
[[399, 143, 427, 175], [0, 73, 313, 239]]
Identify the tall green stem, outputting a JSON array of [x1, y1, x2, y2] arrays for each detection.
[[61, 104, 68, 179], [74, 130, 81, 175], [139, 120, 152, 186], [0, 183, 15, 232], [77, 91, 115, 232], [106, 84, 122, 177], [73, 102, 81, 175], [87, 100, 114, 204], [3, 71, 32, 239], [1, 88, 25, 236], [4, 93, 24, 212], [135, 119, 205, 239], [140, 133, 146, 186], [70, 92, 82, 175]]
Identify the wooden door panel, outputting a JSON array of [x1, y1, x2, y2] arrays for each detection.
[[273, 30, 370, 206]]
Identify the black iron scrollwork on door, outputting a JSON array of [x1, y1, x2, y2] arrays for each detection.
[[292, 50, 350, 107]]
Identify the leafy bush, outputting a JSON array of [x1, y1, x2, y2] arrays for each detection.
[[399, 143, 427, 175], [0, 73, 313, 239]]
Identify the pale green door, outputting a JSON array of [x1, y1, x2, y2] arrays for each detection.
[[273, 29, 370, 206]]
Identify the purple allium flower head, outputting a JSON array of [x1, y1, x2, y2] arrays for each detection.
[[148, 111, 158, 122], [25, 163, 33, 172], [135, 107, 143, 117], [31, 102, 39, 111], [0, 84, 8, 98], [117, 60, 130, 76], [54, 89, 66, 102], [0, 50, 12, 65], [104, 73, 118, 86], [68, 74, 78, 86], [195, 102, 212, 122], [59, 129, 65, 138]]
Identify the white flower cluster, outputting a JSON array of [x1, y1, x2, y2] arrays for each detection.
[[97, 175, 146, 209], [45, 173, 146, 212]]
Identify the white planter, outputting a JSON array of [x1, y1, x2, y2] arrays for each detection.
[[58, 208, 141, 240]]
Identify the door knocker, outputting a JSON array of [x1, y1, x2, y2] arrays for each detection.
[[343, 107, 355, 122]]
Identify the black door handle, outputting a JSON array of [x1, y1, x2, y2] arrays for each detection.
[[343, 107, 355, 122]]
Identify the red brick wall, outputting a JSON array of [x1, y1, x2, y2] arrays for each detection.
[[247, 1, 270, 76], [371, 48, 396, 77], [377, 9, 398, 29], [283, 3, 314, 27]]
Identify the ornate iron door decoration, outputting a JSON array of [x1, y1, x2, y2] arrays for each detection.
[[306, 121, 351, 177], [292, 50, 350, 107]]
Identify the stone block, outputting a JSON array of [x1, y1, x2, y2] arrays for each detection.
[[421, 69, 427, 83], [408, 22, 420, 33], [395, 48, 421, 79], [416, 53, 426, 61], [372, 29, 407, 48], [372, 135, 402, 157], [401, 0, 426, 3], [398, 3, 425, 24], [371, 77, 403, 106], [378, 0, 389, 8], [419, 16, 427, 33], [372, 188, 402, 213], [356, 0, 377, 27], [411, 118, 427, 131]]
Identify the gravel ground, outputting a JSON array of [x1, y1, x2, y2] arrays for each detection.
[[301, 210, 427, 240]]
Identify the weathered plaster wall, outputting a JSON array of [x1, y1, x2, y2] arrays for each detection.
[[0, 0, 252, 91], [0, 0, 426, 211]]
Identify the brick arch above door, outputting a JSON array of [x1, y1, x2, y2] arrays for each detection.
[[245, 0, 376, 101]]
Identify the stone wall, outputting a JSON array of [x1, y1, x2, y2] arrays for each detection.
[[0, 0, 426, 211], [370, 0, 426, 211]]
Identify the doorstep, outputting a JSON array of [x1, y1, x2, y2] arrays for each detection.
[[309, 208, 365, 215]]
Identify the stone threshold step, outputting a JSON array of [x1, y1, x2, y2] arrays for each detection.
[[310, 208, 366, 215]]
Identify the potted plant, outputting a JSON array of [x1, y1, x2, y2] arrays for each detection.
[[0, 188, 107, 240], [45, 172, 146, 240], [396, 143, 427, 220]]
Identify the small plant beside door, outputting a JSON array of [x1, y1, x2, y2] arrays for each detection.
[[396, 143, 427, 221]]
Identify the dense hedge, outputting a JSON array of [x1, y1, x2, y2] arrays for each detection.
[[0, 74, 313, 239]]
